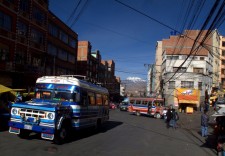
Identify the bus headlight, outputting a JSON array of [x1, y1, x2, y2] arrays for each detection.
[[11, 108, 19, 115], [47, 112, 55, 120]]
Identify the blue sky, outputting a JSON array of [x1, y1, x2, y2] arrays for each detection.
[[49, 0, 225, 80]]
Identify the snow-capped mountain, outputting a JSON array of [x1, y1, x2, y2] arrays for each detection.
[[126, 77, 146, 82], [121, 77, 146, 96]]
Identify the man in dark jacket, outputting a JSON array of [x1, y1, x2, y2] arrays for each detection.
[[201, 110, 209, 137]]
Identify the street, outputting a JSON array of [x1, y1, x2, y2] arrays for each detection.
[[0, 109, 217, 156]]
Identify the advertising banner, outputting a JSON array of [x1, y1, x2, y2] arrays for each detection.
[[175, 88, 200, 105]]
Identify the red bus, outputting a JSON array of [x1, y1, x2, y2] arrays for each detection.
[[128, 97, 166, 119]]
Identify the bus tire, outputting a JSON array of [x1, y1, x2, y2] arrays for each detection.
[[136, 111, 141, 116], [54, 122, 71, 145], [18, 129, 30, 139], [155, 113, 161, 119]]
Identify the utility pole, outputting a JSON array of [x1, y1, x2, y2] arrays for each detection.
[[144, 64, 154, 97]]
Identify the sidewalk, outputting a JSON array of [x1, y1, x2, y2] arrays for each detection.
[[177, 108, 217, 155]]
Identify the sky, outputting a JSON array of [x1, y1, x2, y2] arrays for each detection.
[[49, 0, 225, 80]]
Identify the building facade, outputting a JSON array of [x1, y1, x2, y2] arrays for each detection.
[[0, 0, 49, 88], [77, 41, 120, 101], [160, 30, 220, 109]]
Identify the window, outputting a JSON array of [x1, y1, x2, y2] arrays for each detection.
[[130, 100, 135, 104], [48, 23, 58, 37], [193, 68, 203, 74], [88, 93, 95, 105], [181, 81, 194, 88], [15, 48, 26, 64], [69, 37, 77, 48], [222, 50, 225, 56], [59, 31, 68, 43], [173, 67, 186, 72], [167, 56, 179, 60], [103, 95, 108, 105], [32, 7, 46, 24], [136, 100, 141, 105], [68, 53, 75, 63], [18, 21, 28, 36], [222, 60, 225, 65], [169, 81, 175, 89], [96, 94, 102, 105], [142, 101, 148, 105], [20, 0, 29, 12], [200, 57, 205, 60], [30, 28, 44, 44], [198, 82, 202, 90], [58, 49, 67, 61], [0, 11, 12, 31], [222, 41, 225, 47], [0, 44, 10, 61], [47, 43, 57, 56]]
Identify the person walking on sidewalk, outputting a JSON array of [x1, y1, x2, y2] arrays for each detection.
[[201, 110, 209, 137]]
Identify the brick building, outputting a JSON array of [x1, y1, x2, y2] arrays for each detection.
[[77, 41, 120, 101], [0, 0, 49, 88], [0, 0, 78, 89]]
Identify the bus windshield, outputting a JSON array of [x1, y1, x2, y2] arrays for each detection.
[[35, 90, 75, 102]]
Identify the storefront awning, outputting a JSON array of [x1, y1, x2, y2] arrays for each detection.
[[0, 84, 12, 94]]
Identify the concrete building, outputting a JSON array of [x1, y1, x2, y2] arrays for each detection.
[[160, 30, 220, 110], [154, 41, 163, 97]]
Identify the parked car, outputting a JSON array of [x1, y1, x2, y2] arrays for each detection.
[[119, 103, 129, 111]]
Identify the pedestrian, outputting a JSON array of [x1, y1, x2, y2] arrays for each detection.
[[201, 110, 209, 137], [171, 108, 179, 129], [205, 101, 209, 112], [15, 92, 22, 102], [166, 105, 172, 128]]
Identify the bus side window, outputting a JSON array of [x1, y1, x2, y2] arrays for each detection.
[[80, 90, 88, 106], [130, 100, 135, 104], [136, 100, 141, 105], [88, 92, 95, 105]]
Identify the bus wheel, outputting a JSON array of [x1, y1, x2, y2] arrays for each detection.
[[155, 113, 161, 119], [54, 122, 70, 145], [136, 111, 141, 116], [18, 129, 30, 139]]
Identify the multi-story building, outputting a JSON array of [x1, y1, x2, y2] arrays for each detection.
[[0, 0, 49, 88], [160, 30, 220, 110], [0, 0, 78, 89], [220, 36, 225, 88], [47, 11, 78, 76], [154, 41, 163, 97], [77, 41, 100, 83], [77, 41, 120, 101]]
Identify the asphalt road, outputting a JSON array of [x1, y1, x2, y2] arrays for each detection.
[[0, 109, 217, 156]]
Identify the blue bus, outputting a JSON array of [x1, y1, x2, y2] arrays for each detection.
[[9, 75, 109, 144]]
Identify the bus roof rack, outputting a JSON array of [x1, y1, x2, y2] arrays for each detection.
[[60, 75, 87, 80]]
